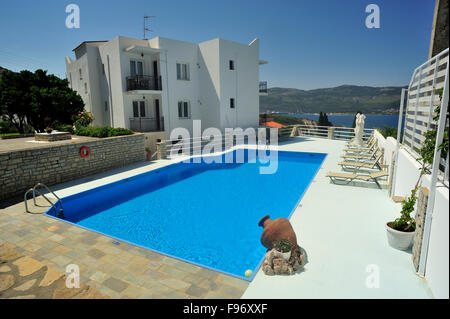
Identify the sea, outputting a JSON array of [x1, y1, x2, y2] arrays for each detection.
[[278, 113, 403, 129]]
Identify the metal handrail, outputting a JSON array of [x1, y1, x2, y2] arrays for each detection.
[[24, 183, 64, 218]]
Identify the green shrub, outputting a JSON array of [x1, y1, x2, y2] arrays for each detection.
[[75, 126, 133, 138], [377, 125, 397, 139], [54, 123, 74, 134], [0, 120, 17, 134], [273, 239, 293, 253], [73, 111, 94, 129]]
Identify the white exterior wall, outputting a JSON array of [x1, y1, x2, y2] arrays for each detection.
[[422, 175, 449, 299], [198, 39, 221, 130], [157, 37, 199, 135], [377, 132, 449, 299], [218, 38, 259, 130], [66, 35, 262, 137]]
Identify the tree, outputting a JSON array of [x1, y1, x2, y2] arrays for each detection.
[[0, 70, 33, 133], [0, 69, 85, 133], [318, 111, 332, 126]]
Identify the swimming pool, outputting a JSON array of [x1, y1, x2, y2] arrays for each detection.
[[45, 149, 326, 280]]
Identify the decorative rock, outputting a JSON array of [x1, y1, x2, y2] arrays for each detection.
[[258, 215, 298, 250], [262, 246, 306, 276], [0, 274, 15, 292]]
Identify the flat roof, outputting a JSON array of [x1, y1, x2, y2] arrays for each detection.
[[72, 41, 108, 52]]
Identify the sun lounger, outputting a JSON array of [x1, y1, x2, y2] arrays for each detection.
[[326, 170, 388, 189], [338, 153, 383, 171], [343, 139, 377, 153], [346, 133, 374, 146], [341, 147, 380, 161]]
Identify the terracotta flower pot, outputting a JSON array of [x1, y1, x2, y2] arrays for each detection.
[[146, 150, 152, 161], [258, 215, 298, 250]]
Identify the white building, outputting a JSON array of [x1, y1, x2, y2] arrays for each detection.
[[65, 36, 268, 138]]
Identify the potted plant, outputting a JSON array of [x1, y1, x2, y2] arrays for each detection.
[[273, 238, 292, 261], [145, 147, 152, 161], [386, 88, 448, 250], [386, 188, 417, 250]]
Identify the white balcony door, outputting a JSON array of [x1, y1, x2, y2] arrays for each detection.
[[133, 101, 146, 118], [130, 60, 144, 76]]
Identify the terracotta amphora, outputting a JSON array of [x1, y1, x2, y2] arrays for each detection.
[[258, 215, 298, 250]]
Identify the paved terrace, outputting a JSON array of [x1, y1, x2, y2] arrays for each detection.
[[0, 137, 433, 298], [0, 135, 100, 154]]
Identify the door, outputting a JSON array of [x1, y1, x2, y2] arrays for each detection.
[[132, 100, 146, 131], [130, 60, 144, 76], [153, 61, 158, 89], [155, 99, 161, 131]]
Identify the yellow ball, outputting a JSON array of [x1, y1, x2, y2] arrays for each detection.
[[245, 269, 253, 278]]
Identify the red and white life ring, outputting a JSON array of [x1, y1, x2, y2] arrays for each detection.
[[80, 146, 90, 158]]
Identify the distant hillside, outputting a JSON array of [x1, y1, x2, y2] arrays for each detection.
[[0, 66, 7, 75], [260, 85, 405, 114]]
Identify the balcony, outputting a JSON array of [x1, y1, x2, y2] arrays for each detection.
[[259, 81, 268, 95], [126, 75, 162, 92], [129, 117, 164, 132]]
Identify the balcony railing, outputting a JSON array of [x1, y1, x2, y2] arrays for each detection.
[[126, 75, 162, 91], [259, 81, 268, 93], [129, 117, 164, 132]]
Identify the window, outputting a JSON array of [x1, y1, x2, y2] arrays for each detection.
[[79, 68, 82, 80], [230, 98, 235, 109], [102, 64, 105, 75], [130, 60, 143, 76], [229, 60, 235, 70], [176, 63, 190, 80], [84, 83, 88, 94], [104, 101, 108, 112], [178, 101, 190, 118], [133, 101, 146, 117], [69, 73, 72, 88]]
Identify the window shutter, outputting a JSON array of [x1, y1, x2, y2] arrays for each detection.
[[133, 101, 139, 117], [184, 102, 189, 118], [178, 102, 183, 118], [139, 101, 146, 117], [176, 63, 181, 80], [130, 61, 136, 76]]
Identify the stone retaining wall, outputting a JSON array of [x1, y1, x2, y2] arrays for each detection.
[[412, 186, 429, 271], [0, 134, 145, 200]]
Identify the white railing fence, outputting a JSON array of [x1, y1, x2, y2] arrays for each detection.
[[402, 48, 449, 185], [295, 124, 374, 141], [155, 125, 376, 159], [394, 47, 449, 279]]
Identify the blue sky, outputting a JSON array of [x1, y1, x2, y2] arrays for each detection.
[[0, 0, 435, 89]]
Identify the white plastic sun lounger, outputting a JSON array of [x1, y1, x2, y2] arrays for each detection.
[[326, 170, 388, 189]]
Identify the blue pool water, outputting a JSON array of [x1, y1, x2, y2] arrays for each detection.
[[46, 150, 326, 280]]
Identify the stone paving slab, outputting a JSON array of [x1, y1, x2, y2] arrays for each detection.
[[0, 197, 249, 298], [0, 242, 109, 299]]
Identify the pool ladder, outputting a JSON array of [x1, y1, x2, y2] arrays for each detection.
[[24, 183, 64, 218]]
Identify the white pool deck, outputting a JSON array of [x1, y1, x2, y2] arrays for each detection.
[[44, 137, 433, 299]]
